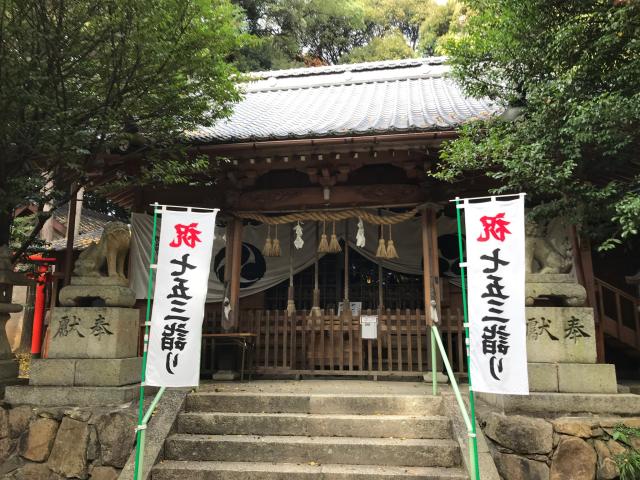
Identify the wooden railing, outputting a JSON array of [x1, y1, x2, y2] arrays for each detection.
[[595, 277, 640, 350], [199, 308, 468, 378]]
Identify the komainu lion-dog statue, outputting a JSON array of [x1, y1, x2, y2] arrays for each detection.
[[73, 221, 131, 280]]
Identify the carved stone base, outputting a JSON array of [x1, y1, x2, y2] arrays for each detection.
[[526, 282, 587, 306], [526, 274, 587, 307], [527, 307, 597, 364], [528, 362, 618, 394], [30, 357, 141, 386], [59, 283, 136, 307], [4, 385, 140, 406], [48, 307, 139, 359], [71, 275, 129, 287]]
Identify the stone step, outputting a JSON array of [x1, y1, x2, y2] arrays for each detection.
[[164, 434, 461, 468], [185, 392, 443, 415], [153, 461, 469, 480], [177, 412, 452, 439]]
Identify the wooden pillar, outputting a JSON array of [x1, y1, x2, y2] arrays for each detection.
[[228, 218, 243, 332], [343, 221, 349, 303], [63, 184, 81, 286], [421, 209, 433, 325], [570, 226, 605, 362], [427, 209, 442, 317], [341, 221, 352, 324], [312, 221, 320, 312], [287, 225, 296, 314]]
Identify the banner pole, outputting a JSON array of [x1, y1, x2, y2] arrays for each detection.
[[133, 203, 160, 480], [454, 197, 480, 480]]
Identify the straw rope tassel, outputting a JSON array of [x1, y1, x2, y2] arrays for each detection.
[[328, 221, 341, 253], [376, 225, 387, 258], [386, 224, 399, 259], [272, 224, 281, 257], [318, 221, 329, 253], [262, 225, 273, 256]]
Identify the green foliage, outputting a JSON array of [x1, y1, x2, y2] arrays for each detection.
[[613, 424, 640, 480], [417, 1, 467, 55], [437, 0, 640, 248], [613, 424, 640, 449], [617, 450, 640, 480], [231, 0, 465, 68], [232, 0, 371, 67], [9, 216, 45, 251], [341, 32, 415, 64], [0, 0, 247, 250]]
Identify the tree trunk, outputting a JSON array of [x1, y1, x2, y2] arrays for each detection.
[[0, 209, 11, 248]]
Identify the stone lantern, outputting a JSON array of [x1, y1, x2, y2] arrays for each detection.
[[0, 246, 34, 383]]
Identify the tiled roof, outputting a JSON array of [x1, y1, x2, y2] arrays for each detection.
[[53, 204, 114, 237], [48, 229, 104, 251], [48, 206, 115, 251], [189, 57, 504, 144]]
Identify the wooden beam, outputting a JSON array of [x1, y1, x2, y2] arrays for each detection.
[[236, 184, 426, 211]]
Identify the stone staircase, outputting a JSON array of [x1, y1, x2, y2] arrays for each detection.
[[152, 387, 468, 479]]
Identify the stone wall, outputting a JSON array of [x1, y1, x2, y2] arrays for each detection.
[[0, 401, 137, 479], [479, 408, 640, 480]]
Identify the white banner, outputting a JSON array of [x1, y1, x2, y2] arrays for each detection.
[[146, 208, 218, 387], [464, 196, 528, 395]]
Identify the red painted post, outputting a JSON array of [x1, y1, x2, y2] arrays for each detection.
[[26, 255, 55, 358], [31, 264, 48, 357]]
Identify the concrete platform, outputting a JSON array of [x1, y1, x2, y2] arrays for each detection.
[[4, 384, 139, 406]]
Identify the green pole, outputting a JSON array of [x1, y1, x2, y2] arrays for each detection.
[[134, 204, 160, 480], [454, 197, 481, 480], [431, 327, 437, 396]]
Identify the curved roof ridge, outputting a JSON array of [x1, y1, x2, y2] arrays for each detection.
[[250, 56, 447, 80]]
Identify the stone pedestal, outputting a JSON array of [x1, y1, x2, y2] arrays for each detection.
[[30, 357, 142, 386], [526, 300, 617, 393], [29, 307, 141, 389], [528, 362, 617, 394], [47, 307, 139, 359], [526, 274, 587, 307], [59, 276, 135, 307]]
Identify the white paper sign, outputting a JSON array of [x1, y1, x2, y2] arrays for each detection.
[[146, 208, 218, 387], [463, 196, 528, 395], [360, 315, 378, 339]]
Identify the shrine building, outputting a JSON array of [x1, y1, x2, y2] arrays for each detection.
[[82, 57, 638, 381]]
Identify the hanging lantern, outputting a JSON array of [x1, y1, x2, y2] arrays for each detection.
[[294, 221, 304, 249], [356, 218, 365, 248], [328, 220, 341, 253]]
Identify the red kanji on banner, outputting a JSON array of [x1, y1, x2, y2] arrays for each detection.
[[477, 213, 511, 242], [169, 223, 202, 248]]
